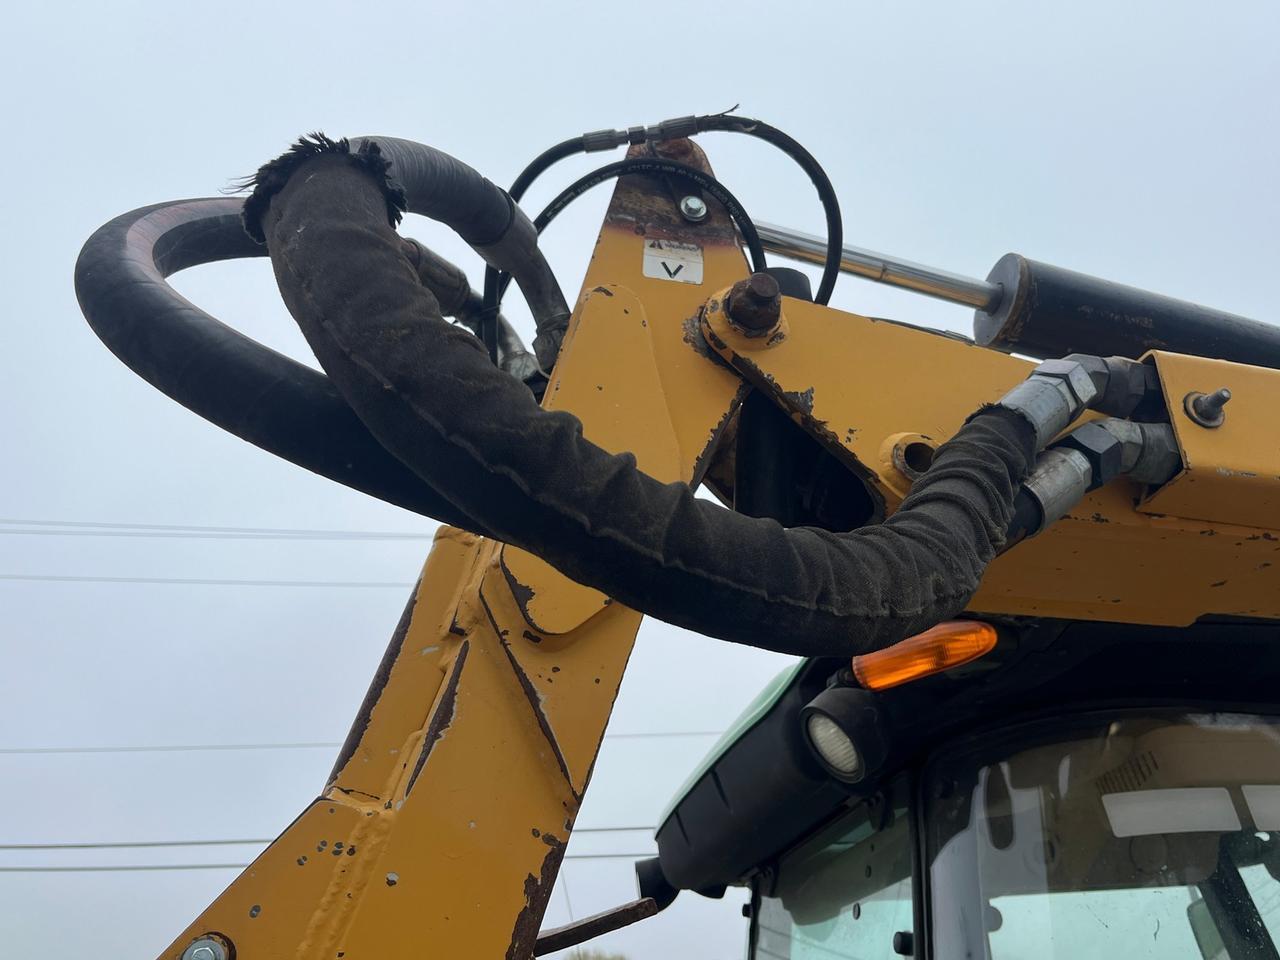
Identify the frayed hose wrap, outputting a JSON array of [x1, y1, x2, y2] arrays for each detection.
[[242, 134, 570, 368], [257, 147, 1039, 658]]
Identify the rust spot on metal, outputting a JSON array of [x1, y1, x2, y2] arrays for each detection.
[[500, 561, 538, 623], [522, 629, 544, 645], [592, 286, 615, 297], [404, 640, 471, 795], [781, 387, 815, 415], [479, 593, 578, 797], [506, 836, 567, 960], [328, 581, 420, 785], [690, 382, 749, 490], [683, 313, 716, 360], [728, 354, 886, 523], [534, 897, 660, 956], [603, 143, 740, 248]]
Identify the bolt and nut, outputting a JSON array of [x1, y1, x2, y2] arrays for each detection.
[[182, 938, 229, 960], [726, 273, 782, 336], [678, 195, 708, 222]]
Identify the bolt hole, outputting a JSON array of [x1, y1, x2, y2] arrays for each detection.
[[894, 440, 936, 480]]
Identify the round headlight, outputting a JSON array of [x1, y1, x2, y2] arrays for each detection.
[[805, 713, 862, 779], [799, 686, 890, 785]]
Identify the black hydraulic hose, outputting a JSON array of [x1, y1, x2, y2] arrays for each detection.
[[509, 137, 584, 204], [256, 149, 1039, 657], [482, 158, 767, 344], [535, 158, 767, 268], [501, 114, 843, 306], [73, 198, 492, 534], [693, 115, 842, 306], [244, 134, 571, 369]]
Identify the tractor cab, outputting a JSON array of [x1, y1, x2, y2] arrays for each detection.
[[655, 617, 1280, 959]]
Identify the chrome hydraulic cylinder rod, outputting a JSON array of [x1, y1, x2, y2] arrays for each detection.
[[756, 221, 1001, 311]]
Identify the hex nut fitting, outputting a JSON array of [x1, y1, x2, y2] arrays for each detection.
[[998, 357, 1104, 450], [1057, 422, 1124, 491], [726, 273, 782, 337]]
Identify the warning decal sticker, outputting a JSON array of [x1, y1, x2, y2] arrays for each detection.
[[642, 239, 704, 285]]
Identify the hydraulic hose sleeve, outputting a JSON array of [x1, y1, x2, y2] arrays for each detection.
[[258, 151, 1036, 657], [243, 134, 570, 368], [73, 196, 491, 534]]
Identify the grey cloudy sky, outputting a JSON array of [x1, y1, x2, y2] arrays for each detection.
[[2, 1, 1277, 957]]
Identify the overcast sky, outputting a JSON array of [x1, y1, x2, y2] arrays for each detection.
[[2, 2, 1278, 958]]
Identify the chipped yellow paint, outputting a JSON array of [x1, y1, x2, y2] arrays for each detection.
[[159, 157, 747, 960], [162, 137, 1280, 959], [500, 285, 682, 637], [704, 296, 1280, 625], [1141, 350, 1280, 530]]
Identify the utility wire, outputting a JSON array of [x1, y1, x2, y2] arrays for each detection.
[[0, 574, 415, 588], [0, 742, 341, 755], [0, 853, 653, 873], [0, 731, 723, 755], [0, 530, 428, 542], [0, 518, 432, 540], [0, 828, 656, 850]]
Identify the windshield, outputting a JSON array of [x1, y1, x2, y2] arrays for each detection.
[[755, 778, 914, 959], [926, 713, 1280, 960]]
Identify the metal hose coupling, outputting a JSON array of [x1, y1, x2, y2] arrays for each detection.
[[995, 353, 1160, 451], [1020, 419, 1181, 536]]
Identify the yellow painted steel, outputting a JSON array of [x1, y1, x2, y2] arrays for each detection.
[[701, 293, 1280, 625], [1142, 350, 1280, 530], [161, 141, 1280, 959], [160, 149, 748, 960]]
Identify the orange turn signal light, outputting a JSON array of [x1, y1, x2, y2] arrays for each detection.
[[851, 620, 999, 691]]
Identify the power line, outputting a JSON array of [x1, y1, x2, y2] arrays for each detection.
[[0, 530, 428, 542], [0, 853, 653, 873], [0, 828, 656, 850], [0, 731, 723, 755], [0, 839, 268, 851], [0, 742, 341, 755], [0, 518, 432, 541], [0, 574, 415, 588]]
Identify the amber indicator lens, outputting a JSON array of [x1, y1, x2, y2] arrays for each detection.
[[851, 620, 998, 691]]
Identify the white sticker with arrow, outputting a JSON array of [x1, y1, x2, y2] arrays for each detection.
[[642, 239, 704, 285]]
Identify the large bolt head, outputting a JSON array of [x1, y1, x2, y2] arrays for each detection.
[[678, 195, 708, 222], [726, 273, 782, 336], [182, 938, 228, 960]]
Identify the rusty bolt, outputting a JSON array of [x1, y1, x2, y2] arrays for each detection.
[[727, 273, 782, 336]]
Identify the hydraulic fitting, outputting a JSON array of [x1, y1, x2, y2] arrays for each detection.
[[1013, 418, 1183, 540], [1061, 354, 1158, 418], [997, 357, 1100, 450], [1023, 447, 1094, 530], [1057, 421, 1124, 491]]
